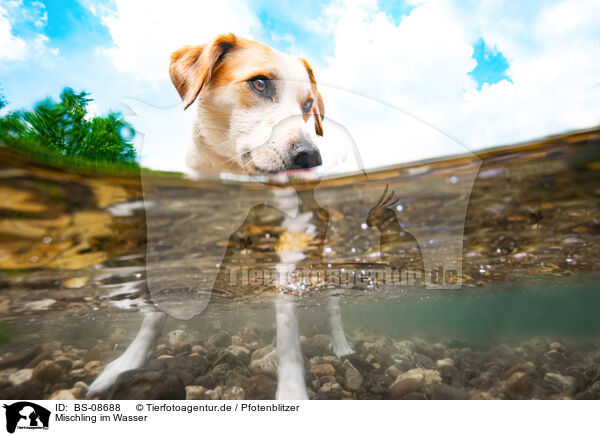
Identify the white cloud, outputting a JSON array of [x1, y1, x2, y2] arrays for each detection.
[[80, 0, 600, 173], [312, 0, 600, 170], [0, 5, 27, 62], [98, 0, 261, 83], [0, 2, 57, 66]]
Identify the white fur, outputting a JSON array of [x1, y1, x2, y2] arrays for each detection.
[[87, 38, 354, 400], [187, 51, 320, 176], [87, 311, 166, 396]]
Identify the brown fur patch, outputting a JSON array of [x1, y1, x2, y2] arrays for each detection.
[[299, 58, 325, 136]]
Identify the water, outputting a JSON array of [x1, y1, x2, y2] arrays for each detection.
[[0, 128, 599, 400]]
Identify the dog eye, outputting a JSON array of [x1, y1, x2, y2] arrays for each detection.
[[251, 78, 266, 92], [302, 99, 313, 113], [249, 76, 273, 98]]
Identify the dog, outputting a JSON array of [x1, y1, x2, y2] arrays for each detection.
[[170, 33, 325, 177], [88, 33, 353, 400]]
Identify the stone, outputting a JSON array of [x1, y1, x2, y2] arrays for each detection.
[[366, 372, 393, 394], [414, 353, 436, 369], [208, 331, 231, 348], [249, 350, 277, 377], [32, 360, 63, 383], [342, 360, 363, 391], [526, 337, 548, 355], [194, 373, 217, 389], [192, 345, 208, 354], [24, 298, 56, 311], [84, 361, 103, 375], [241, 375, 276, 400], [403, 392, 427, 400], [72, 381, 87, 397], [544, 373, 575, 394], [185, 385, 207, 400], [146, 355, 209, 386], [241, 327, 258, 343], [504, 372, 532, 399], [0, 346, 43, 370], [301, 335, 331, 358], [54, 355, 74, 371], [167, 330, 188, 346], [309, 363, 335, 377], [173, 342, 192, 355], [390, 378, 422, 399], [226, 345, 251, 365], [205, 385, 223, 400], [393, 340, 416, 359], [109, 370, 186, 400], [251, 344, 274, 362], [319, 382, 343, 397], [8, 369, 33, 386], [49, 389, 76, 400], [394, 368, 441, 387], [429, 384, 469, 400], [385, 365, 401, 379], [25, 350, 53, 369], [436, 358, 455, 368], [223, 386, 245, 400], [503, 361, 536, 379], [549, 342, 566, 353]]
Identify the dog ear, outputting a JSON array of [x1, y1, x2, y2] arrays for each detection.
[[299, 58, 325, 136], [314, 91, 325, 137], [169, 33, 237, 109]]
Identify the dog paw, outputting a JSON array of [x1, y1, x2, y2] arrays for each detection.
[[276, 384, 309, 400], [86, 356, 140, 397], [330, 341, 354, 359]]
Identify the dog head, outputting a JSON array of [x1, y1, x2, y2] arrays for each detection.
[[170, 33, 325, 175]]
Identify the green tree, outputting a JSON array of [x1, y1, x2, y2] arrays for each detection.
[[0, 88, 136, 163]]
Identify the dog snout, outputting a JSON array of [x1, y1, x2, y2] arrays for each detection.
[[289, 140, 322, 170]]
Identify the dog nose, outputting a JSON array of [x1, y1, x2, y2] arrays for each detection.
[[290, 141, 322, 169]]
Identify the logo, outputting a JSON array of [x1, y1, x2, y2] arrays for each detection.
[[2, 402, 50, 433]]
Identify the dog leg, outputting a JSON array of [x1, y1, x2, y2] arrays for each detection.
[[87, 310, 166, 396], [275, 293, 309, 400], [327, 292, 354, 358]]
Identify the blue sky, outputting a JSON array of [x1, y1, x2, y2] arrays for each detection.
[[0, 0, 598, 172], [1, 0, 510, 111]]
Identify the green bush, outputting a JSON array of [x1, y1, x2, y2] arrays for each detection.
[[0, 88, 136, 164]]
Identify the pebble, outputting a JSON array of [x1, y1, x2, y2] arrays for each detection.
[[226, 345, 251, 365], [49, 389, 77, 400], [342, 360, 363, 391], [83, 361, 103, 375], [205, 385, 223, 400], [436, 358, 455, 368], [8, 368, 33, 386], [167, 330, 187, 347], [390, 378, 422, 399], [385, 365, 401, 379], [544, 373, 575, 394], [429, 384, 469, 400], [185, 385, 207, 400], [32, 360, 63, 383], [504, 371, 532, 398], [208, 331, 231, 348], [394, 368, 442, 387], [223, 386, 245, 400], [249, 350, 277, 377], [309, 363, 335, 377]]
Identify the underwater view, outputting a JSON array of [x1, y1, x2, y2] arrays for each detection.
[[0, 127, 598, 401]]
